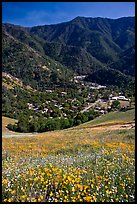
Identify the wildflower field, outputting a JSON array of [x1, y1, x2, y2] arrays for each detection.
[[2, 109, 135, 202]]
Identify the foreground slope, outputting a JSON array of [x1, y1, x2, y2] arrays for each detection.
[[2, 108, 135, 202], [3, 108, 135, 141], [2, 116, 17, 134]]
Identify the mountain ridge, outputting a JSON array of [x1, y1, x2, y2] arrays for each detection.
[[2, 16, 135, 89], [29, 16, 135, 75]]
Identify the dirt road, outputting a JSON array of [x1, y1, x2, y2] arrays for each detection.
[[2, 132, 38, 138]]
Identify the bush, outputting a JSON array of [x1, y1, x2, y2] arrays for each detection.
[[111, 100, 121, 110], [7, 123, 14, 131]]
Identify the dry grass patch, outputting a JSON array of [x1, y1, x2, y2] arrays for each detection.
[[2, 116, 17, 134]]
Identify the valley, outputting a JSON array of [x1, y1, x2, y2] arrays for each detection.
[[3, 71, 133, 133], [2, 13, 135, 202], [2, 16, 135, 134]]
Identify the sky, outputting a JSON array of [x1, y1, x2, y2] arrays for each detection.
[[2, 2, 135, 27]]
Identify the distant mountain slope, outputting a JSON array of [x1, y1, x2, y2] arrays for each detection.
[[2, 26, 73, 91], [110, 45, 135, 76], [29, 16, 135, 75], [85, 67, 134, 88], [2, 16, 135, 89], [3, 23, 45, 54], [43, 42, 103, 74]]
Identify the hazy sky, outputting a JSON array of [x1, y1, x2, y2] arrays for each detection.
[[2, 2, 135, 27]]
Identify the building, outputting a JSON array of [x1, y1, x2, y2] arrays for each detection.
[[111, 96, 129, 101]]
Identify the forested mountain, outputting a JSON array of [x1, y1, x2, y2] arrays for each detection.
[[2, 16, 135, 89], [2, 16, 135, 132], [109, 45, 135, 76], [29, 16, 135, 75], [2, 25, 73, 91]]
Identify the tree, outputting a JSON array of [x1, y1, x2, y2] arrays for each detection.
[[74, 119, 82, 126], [111, 100, 120, 110]]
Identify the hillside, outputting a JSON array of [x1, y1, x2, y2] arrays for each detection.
[[85, 67, 134, 90], [2, 10, 135, 203], [2, 108, 135, 202], [2, 116, 17, 134], [2, 16, 135, 89], [30, 16, 135, 75], [3, 108, 135, 138], [80, 108, 135, 127], [2, 25, 74, 91], [109, 45, 135, 76], [2, 16, 135, 129]]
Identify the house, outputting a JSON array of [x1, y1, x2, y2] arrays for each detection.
[[100, 110, 105, 114], [111, 96, 129, 101], [117, 96, 129, 101], [111, 96, 119, 100]]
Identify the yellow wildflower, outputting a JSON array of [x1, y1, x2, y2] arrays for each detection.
[[126, 194, 128, 199], [50, 192, 53, 197], [72, 187, 75, 192]]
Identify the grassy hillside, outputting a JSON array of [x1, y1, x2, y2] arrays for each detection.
[[2, 116, 17, 133], [81, 108, 135, 126], [2, 109, 135, 202]]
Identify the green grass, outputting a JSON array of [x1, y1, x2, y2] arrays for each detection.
[[83, 108, 135, 126]]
